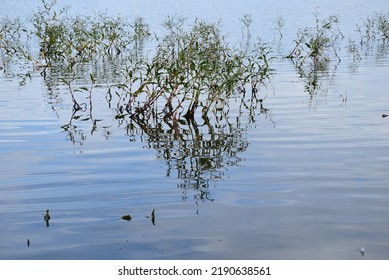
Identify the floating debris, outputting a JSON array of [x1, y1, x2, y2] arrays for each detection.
[[44, 209, 50, 220], [355, 247, 365, 257], [382, 114, 388, 118], [146, 209, 156, 225], [27, 239, 30, 247], [359, 247, 365, 257], [151, 209, 155, 226], [121, 215, 132, 221], [44, 209, 50, 227]]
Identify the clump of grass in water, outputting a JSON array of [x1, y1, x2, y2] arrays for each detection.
[[346, 13, 389, 69], [31, 0, 148, 69], [0, 18, 28, 57], [275, 15, 285, 40], [286, 12, 343, 96], [0, 17, 34, 72], [357, 12, 389, 44], [116, 17, 273, 127], [28, 0, 152, 125], [287, 12, 343, 69], [0, 0, 150, 72], [1, 0, 272, 128]]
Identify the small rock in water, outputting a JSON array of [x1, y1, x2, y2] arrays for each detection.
[[121, 215, 132, 221], [44, 209, 50, 227]]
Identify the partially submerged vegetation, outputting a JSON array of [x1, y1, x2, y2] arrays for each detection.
[[113, 18, 272, 126], [286, 13, 344, 95], [287, 13, 343, 68], [346, 12, 389, 63], [1, 1, 388, 108], [1, 0, 150, 66], [0, 0, 272, 124], [357, 12, 389, 43], [1, 1, 388, 195], [0, 0, 271, 194]]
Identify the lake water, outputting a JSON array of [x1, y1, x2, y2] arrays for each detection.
[[1, 0, 389, 259]]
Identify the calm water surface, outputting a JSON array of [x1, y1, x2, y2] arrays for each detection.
[[1, 0, 389, 259]]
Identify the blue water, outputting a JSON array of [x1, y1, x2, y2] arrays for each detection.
[[1, 0, 389, 259]]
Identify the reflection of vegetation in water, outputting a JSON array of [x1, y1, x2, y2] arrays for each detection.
[[112, 17, 272, 130], [348, 12, 389, 68], [0, 1, 273, 202], [287, 13, 343, 97], [2, 1, 389, 203], [296, 54, 340, 103], [357, 12, 389, 43], [0, 0, 150, 79], [287, 13, 343, 68], [0, 0, 273, 121], [118, 92, 269, 202], [31, 0, 150, 66]]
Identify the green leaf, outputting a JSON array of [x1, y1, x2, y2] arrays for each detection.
[[90, 73, 96, 83]]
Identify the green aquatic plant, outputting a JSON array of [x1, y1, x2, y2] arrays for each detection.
[[32, 0, 72, 64], [115, 18, 273, 127], [1, 0, 272, 127], [377, 13, 389, 40], [347, 13, 389, 68], [0, 0, 152, 72], [0, 18, 28, 57], [287, 13, 343, 68], [347, 39, 362, 62], [275, 15, 285, 40], [0, 17, 33, 73], [1, 1, 275, 202], [240, 14, 253, 47], [286, 13, 343, 97], [31, 0, 142, 68], [357, 12, 389, 43]]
